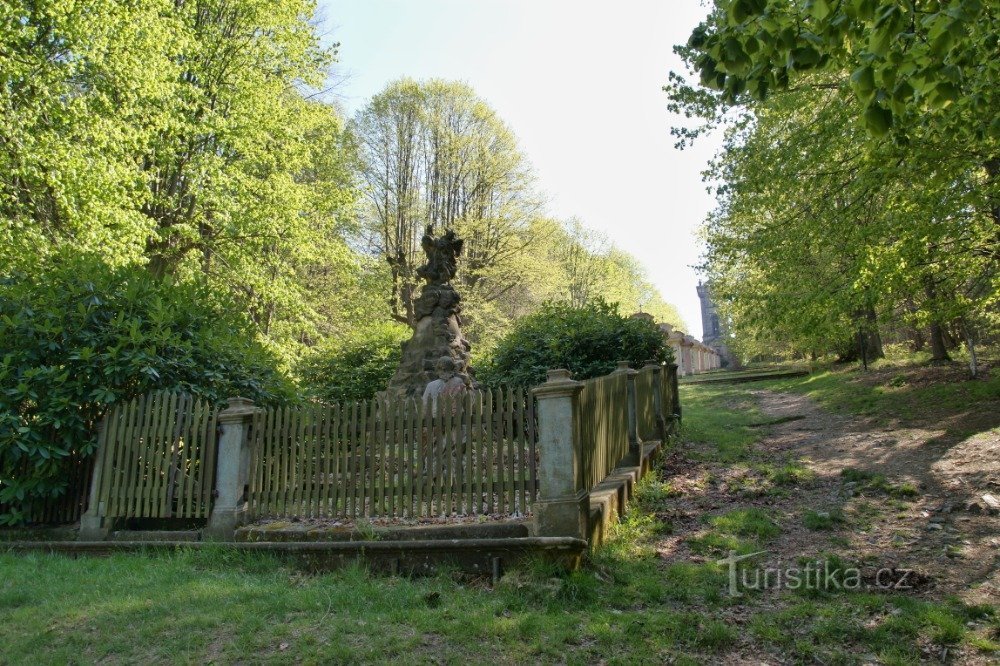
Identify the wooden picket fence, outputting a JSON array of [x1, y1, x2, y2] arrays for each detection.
[[634, 366, 661, 442], [0, 453, 92, 525], [633, 363, 680, 441], [91, 391, 218, 520], [246, 387, 538, 520], [578, 371, 630, 490]]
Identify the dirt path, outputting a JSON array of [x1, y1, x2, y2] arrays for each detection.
[[654, 387, 1000, 606]]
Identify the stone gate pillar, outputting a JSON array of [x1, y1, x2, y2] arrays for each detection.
[[531, 369, 587, 541], [205, 397, 257, 541]]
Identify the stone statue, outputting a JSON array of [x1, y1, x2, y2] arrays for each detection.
[[385, 226, 478, 400], [417, 228, 462, 285]]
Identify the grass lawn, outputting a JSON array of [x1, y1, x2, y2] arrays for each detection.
[[2, 367, 998, 664]]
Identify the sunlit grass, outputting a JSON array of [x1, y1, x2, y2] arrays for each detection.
[[3, 367, 997, 662]]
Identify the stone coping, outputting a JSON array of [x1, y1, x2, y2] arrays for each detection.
[[2, 537, 587, 575], [238, 520, 531, 543], [588, 440, 662, 548]]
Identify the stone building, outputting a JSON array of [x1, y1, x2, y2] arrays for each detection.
[[696, 280, 735, 368], [630, 313, 721, 376]]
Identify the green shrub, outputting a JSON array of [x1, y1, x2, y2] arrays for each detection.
[[0, 255, 293, 524], [478, 299, 672, 387], [297, 322, 410, 402]]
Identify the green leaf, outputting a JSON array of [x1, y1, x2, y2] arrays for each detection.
[[850, 66, 876, 99], [809, 0, 833, 21], [863, 102, 892, 135]]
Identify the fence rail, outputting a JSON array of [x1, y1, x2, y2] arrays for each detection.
[[247, 387, 537, 520]]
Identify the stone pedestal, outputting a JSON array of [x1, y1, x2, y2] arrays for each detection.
[[385, 228, 478, 399], [205, 397, 257, 541], [531, 369, 588, 540]]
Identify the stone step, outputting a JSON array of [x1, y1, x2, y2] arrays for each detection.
[[111, 530, 201, 542]]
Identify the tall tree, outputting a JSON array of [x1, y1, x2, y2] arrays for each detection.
[[351, 79, 539, 327], [666, 1, 998, 366]]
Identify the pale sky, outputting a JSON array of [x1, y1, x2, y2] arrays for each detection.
[[318, 0, 721, 338]]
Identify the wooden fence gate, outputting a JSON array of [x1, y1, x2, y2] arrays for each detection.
[[92, 391, 218, 520], [246, 387, 538, 520]]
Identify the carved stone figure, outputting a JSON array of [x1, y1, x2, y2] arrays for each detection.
[[385, 226, 478, 400]]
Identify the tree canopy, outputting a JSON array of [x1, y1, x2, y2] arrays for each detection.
[[667, 0, 998, 366]]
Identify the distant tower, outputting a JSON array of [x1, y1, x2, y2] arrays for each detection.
[[697, 281, 734, 367]]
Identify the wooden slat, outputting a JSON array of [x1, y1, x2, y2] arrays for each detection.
[[169, 392, 191, 516], [418, 399, 428, 517], [393, 398, 403, 516], [336, 403, 348, 518], [495, 388, 504, 513], [472, 391, 486, 514], [320, 405, 333, 517], [528, 393, 537, 506], [158, 391, 180, 517], [357, 400, 367, 517], [347, 401, 356, 518], [406, 398, 418, 518], [368, 399, 378, 517], [441, 394, 452, 515], [304, 405, 318, 518], [281, 405, 295, 516], [431, 396, 443, 516], [123, 393, 152, 518], [379, 399, 389, 516], [251, 405, 269, 518], [179, 395, 199, 518], [506, 387, 515, 514], [115, 395, 140, 518], [289, 406, 303, 516], [144, 391, 168, 518], [464, 391, 473, 515], [395, 399, 405, 517], [267, 404, 283, 516], [177, 396, 195, 518], [485, 388, 495, 515], [113, 397, 138, 517]]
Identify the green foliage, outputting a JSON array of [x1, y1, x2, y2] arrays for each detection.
[[1, 0, 359, 360], [478, 300, 672, 387], [297, 323, 410, 403], [667, 1, 999, 364], [0, 256, 292, 524], [676, 0, 997, 141]]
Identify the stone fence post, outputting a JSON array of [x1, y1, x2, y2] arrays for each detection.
[[80, 418, 109, 541], [615, 361, 641, 466], [642, 360, 668, 444], [205, 397, 258, 541], [667, 363, 682, 433], [531, 369, 587, 540]]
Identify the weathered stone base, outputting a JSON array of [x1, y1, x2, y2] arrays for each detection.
[[588, 441, 662, 548], [531, 493, 590, 540], [238, 520, 529, 543], [2, 537, 587, 576]]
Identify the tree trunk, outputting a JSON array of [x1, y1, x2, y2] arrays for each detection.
[[928, 321, 951, 362], [964, 324, 979, 379]]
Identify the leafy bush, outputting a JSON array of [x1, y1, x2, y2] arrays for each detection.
[[477, 300, 672, 387], [298, 322, 410, 403], [0, 255, 293, 524]]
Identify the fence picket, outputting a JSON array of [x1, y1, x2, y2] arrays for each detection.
[[506, 387, 515, 514]]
